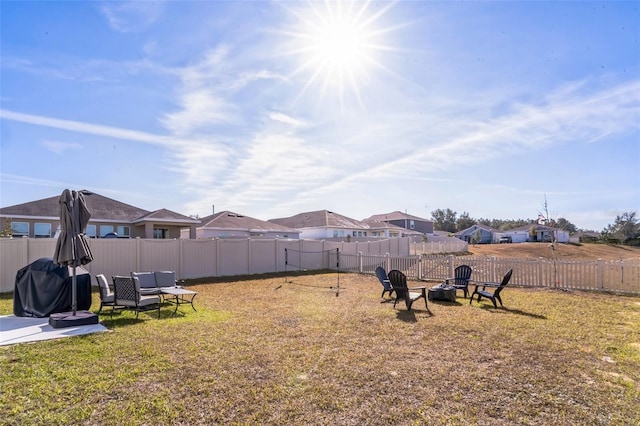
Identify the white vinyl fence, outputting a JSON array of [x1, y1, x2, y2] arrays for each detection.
[[409, 236, 468, 255], [4, 237, 634, 294], [339, 253, 640, 295], [0, 237, 414, 293]]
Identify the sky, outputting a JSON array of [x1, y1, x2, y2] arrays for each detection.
[[1, 0, 639, 232]]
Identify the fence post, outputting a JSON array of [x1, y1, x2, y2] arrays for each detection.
[[215, 238, 220, 277], [21, 237, 28, 266], [248, 239, 253, 275], [597, 258, 604, 290], [135, 237, 141, 272], [448, 254, 454, 278], [537, 257, 544, 288], [358, 252, 363, 273], [178, 238, 184, 279], [418, 255, 423, 280], [490, 256, 496, 282]]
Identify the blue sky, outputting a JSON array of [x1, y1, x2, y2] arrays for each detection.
[[1, 1, 638, 231]]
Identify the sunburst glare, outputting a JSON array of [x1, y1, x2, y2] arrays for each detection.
[[279, 0, 400, 109]]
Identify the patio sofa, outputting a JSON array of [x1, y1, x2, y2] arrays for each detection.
[[131, 271, 181, 295]]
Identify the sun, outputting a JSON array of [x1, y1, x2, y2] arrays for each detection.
[[281, 0, 397, 108]]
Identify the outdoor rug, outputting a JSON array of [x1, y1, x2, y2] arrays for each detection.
[[0, 315, 108, 346]]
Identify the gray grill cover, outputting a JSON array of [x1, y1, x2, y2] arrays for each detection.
[[13, 257, 91, 317]]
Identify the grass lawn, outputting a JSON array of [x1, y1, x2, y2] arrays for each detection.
[[1, 272, 639, 425]]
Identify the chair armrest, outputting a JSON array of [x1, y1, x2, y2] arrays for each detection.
[[471, 280, 501, 289], [407, 286, 427, 291]]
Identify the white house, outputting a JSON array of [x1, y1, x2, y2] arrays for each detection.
[[183, 210, 300, 239], [504, 224, 570, 243], [269, 210, 371, 240]]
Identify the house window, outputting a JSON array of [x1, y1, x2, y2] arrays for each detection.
[[11, 222, 29, 238], [100, 225, 114, 237], [116, 226, 130, 237], [34, 223, 51, 238], [409, 220, 415, 230], [333, 230, 338, 238], [86, 225, 97, 238], [154, 228, 168, 239]]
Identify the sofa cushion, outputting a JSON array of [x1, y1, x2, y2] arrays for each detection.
[[154, 271, 176, 287], [132, 272, 156, 288]]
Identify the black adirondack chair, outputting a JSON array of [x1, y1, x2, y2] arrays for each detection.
[[387, 269, 428, 312], [469, 269, 513, 308], [375, 266, 395, 298], [445, 264, 473, 298]]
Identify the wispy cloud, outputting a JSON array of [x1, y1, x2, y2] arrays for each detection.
[[160, 46, 287, 136], [41, 140, 83, 155], [269, 112, 308, 127], [0, 109, 174, 146], [100, 1, 165, 33], [1, 55, 167, 83]]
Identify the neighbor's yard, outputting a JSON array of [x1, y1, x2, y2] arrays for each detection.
[[1, 272, 639, 425]]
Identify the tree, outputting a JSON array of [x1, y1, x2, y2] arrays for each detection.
[[471, 229, 481, 246], [456, 211, 475, 232], [603, 212, 640, 243], [555, 217, 577, 234], [0, 218, 13, 238], [431, 208, 457, 233]]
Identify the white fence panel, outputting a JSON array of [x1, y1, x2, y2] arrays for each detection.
[[87, 239, 139, 280], [249, 239, 278, 275], [139, 239, 181, 274], [218, 239, 250, 276], [1, 239, 29, 288], [181, 240, 217, 279]]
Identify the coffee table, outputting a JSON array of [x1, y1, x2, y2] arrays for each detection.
[[160, 287, 198, 315]]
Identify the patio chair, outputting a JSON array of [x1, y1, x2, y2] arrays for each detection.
[[387, 269, 428, 312], [96, 274, 117, 314], [445, 265, 473, 298], [375, 266, 395, 298], [469, 269, 513, 308], [112, 276, 161, 319]]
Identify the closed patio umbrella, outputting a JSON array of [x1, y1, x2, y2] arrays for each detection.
[[50, 189, 97, 326]]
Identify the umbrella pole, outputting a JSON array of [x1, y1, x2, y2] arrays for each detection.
[[72, 266, 77, 316]]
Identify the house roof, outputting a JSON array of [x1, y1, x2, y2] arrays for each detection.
[[508, 224, 566, 232], [269, 210, 369, 230], [0, 191, 196, 224], [455, 224, 501, 235], [364, 211, 431, 223], [199, 211, 299, 233], [363, 219, 422, 235], [134, 208, 198, 224]]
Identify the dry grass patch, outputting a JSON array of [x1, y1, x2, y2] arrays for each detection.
[[1, 272, 639, 425]]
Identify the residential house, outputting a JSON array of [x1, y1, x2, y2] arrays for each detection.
[[455, 224, 498, 244], [362, 219, 424, 238], [0, 191, 199, 239], [269, 210, 371, 240], [503, 224, 570, 243], [184, 210, 300, 239], [364, 211, 434, 234]]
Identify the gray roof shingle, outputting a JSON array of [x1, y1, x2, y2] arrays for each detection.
[[269, 210, 369, 229], [200, 211, 298, 233]]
